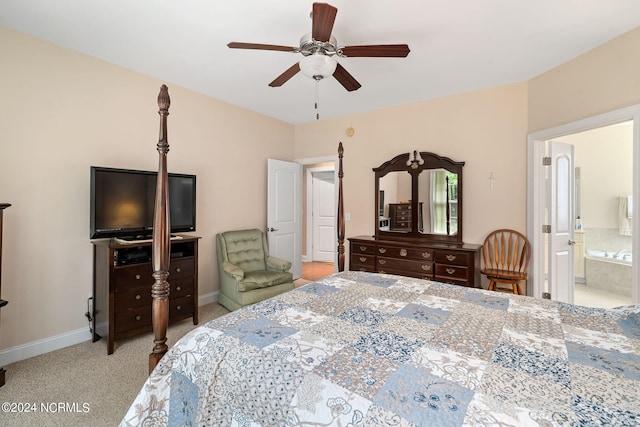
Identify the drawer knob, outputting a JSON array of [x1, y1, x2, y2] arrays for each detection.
[[378, 248, 387, 254], [135, 274, 141, 280], [176, 305, 182, 311], [399, 249, 407, 257], [359, 257, 367, 262], [135, 315, 141, 321], [176, 286, 182, 291], [446, 268, 456, 275], [175, 267, 181, 273], [421, 264, 431, 271], [378, 259, 386, 265], [360, 246, 367, 252], [446, 255, 457, 261], [421, 252, 431, 259], [135, 294, 141, 300]]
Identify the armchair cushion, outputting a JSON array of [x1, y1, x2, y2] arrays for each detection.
[[239, 270, 293, 292]]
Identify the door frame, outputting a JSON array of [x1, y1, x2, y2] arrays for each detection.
[[296, 155, 339, 269], [305, 165, 336, 262], [527, 104, 640, 303]]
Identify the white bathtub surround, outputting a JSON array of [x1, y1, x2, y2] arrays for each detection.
[[585, 251, 632, 297]]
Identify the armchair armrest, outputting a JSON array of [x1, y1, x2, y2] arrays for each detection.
[[266, 255, 292, 272], [223, 261, 245, 280]]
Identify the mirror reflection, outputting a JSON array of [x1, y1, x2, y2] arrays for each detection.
[[378, 169, 458, 235], [417, 169, 458, 236]]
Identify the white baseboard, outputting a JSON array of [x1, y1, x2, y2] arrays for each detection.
[[0, 291, 219, 366], [0, 326, 92, 367]]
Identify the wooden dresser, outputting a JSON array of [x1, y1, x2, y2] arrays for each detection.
[[92, 235, 199, 354], [349, 235, 481, 287]]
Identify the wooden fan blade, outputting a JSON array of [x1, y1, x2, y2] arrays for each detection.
[[312, 3, 338, 42], [269, 63, 301, 87], [340, 44, 410, 57], [333, 63, 361, 92], [227, 42, 297, 52]]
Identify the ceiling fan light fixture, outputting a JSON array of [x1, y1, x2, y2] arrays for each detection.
[[299, 53, 337, 81]]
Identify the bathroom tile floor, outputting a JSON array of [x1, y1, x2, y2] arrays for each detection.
[[574, 282, 632, 309]]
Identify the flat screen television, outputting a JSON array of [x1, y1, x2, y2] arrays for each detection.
[[90, 166, 196, 239]]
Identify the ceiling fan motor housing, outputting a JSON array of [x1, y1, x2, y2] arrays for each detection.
[[299, 33, 339, 56]]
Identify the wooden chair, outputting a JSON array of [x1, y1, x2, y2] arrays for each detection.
[[481, 229, 531, 295]]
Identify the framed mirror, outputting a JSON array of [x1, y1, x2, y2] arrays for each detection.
[[374, 152, 464, 243]]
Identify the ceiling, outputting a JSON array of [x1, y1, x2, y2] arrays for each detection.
[[3, 1, 640, 125]]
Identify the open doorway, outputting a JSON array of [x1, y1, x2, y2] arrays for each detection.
[[298, 156, 338, 282], [554, 122, 633, 308], [528, 105, 639, 307]]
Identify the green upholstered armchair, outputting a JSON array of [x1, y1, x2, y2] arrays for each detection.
[[216, 228, 295, 311]]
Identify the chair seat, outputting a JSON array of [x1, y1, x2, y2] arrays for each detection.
[[481, 268, 527, 281], [238, 270, 294, 292]]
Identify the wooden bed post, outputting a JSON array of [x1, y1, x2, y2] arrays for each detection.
[[149, 85, 171, 373], [337, 142, 345, 272]]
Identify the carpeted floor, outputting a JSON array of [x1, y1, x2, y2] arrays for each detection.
[[0, 302, 229, 427], [0, 263, 334, 426]]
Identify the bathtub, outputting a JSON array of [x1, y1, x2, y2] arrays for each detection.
[[584, 249, 632, 297]]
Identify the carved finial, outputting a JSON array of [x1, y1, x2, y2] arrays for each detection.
[[157, 85, 170, 115], [338, 141, 343, 157]]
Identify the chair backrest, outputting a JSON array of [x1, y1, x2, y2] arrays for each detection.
[[217, 228, 268, 272], [482, 229, 531, 275]]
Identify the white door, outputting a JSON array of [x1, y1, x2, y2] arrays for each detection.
[[312, 171, 335, 261], [548, 141, 575, 303], [267, 159, 302, 279]]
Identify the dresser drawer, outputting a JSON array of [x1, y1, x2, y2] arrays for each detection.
[[114, 264, 153, 290], [171, 296, 195, 320], [435, 250, 472, 266], [378, 256, 434, 274], [435, 264, 468, 281], [114, 284, 152, 311], [393, 205, 412, 213], [350, 253, 376, 270], [115, 305, 152, 334], [171, 277, 194, 298], [169, 258, 195, 279], [351, 241, 377, 255], [377, 245, 433, 261]]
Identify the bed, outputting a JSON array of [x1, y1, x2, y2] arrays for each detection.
[[122, 270, 639, 426], [133, 86, 639, 426]]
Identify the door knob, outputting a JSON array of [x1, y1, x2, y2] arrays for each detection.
[[268, 227, 278, 232], [568, 239, 576, 245]]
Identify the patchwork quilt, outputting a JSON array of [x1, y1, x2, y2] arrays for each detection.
[[121, 271, 640, 426]]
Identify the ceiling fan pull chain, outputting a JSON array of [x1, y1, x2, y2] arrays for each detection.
[[315, 79, 320, 120]]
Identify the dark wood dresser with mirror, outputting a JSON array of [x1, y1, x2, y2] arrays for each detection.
[[349, 151, 481, 287]]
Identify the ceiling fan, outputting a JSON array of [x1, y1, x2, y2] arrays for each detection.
[[227, 2, 410, 92]]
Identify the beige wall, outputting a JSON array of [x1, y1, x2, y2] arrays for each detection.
[[0, 27, 294, 352], [2, 21, 640, 361], [528, 27, 640, 132], [295, 82, 529, 246]]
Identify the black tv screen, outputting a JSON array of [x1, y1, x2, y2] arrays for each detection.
[[90, 166, 196, 239]]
